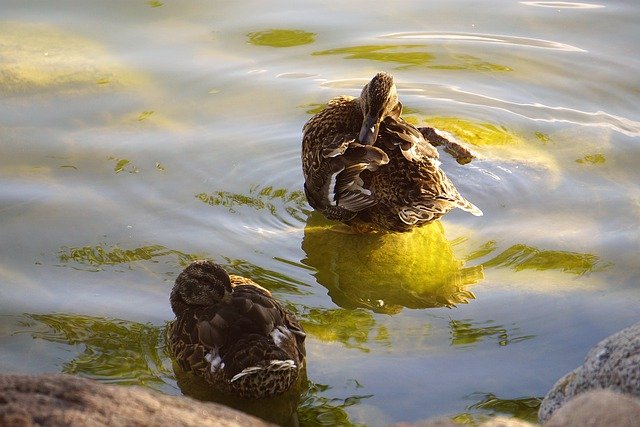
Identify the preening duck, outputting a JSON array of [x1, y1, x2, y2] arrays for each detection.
[[168, 260, 306, 399], [302, 72, 482, 232]]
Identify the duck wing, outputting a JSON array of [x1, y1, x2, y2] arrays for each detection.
[[169, 281, 306, 394], [380, 117, 439, 162], [304, 134, 389, 219]]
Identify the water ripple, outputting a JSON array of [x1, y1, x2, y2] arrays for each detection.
[[414, 84, 640, 137], [380, 32, 585, 52], [520, 1, 605, 9]]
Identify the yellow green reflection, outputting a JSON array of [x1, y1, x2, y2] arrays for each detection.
[[535, 131, 551, 144], [458, 393, 542, 423], [107, 156, 139, 173], [247, 29, 316, 47], [298, 382, 372, 427], [301, 212, 483, 314], [58, 243, 200, 270], [429, 54, 512, 72], [137, 111, 154, 121], [300, 308, 380, 352], [301, 103, 327, 114], [575, 153, 606, 164], [449, 319, 535, 347], [419, 117, 518, 147], [313, 44, 435, 66], [482, 243, 612, 275], [196, 185, 308, 224], [22, 313, 169, 388], [223, 256, 312, 296], [312, 44, 511, 71]]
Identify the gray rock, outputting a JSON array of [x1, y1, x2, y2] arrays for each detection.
[[539, 321, 640, 422], [0, 373, 275, 427], [544, 389, 640, 427]]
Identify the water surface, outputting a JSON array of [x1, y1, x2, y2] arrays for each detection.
[[1, 1, 639, 425]]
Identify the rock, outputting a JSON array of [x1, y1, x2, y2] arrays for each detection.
[[544, 389, 640, 427], [0, 373, 274, 427], [539, 321, 640, 422]]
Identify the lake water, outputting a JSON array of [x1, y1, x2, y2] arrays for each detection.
[[1, 1, 639, 425]]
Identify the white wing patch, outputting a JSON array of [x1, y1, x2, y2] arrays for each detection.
[[270, 326, 288, 347], [327, 169, 343, 206], [205, 351, 223, 373]]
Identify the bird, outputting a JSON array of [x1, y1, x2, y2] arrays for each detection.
[[168, 260, 306, 399], [301, 72, 482, 232]]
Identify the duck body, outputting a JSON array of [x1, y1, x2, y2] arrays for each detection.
[[302, 72, 482, 232], [169, 260, 306, 399]]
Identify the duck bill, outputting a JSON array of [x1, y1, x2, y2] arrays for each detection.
[[359, 115, 380, 145]]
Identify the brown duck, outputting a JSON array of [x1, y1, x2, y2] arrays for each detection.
[[302, 72, 482, 232], [168, 260, 306, 399]]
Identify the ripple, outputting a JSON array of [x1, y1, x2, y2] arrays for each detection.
[[276, 72, 318, 79], [520, 1, 605, 9], [380, 32, 585, 52], [410, 83, 640, 137]]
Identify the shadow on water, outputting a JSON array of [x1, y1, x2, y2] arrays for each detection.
[[301, 212, 484, 314], [15, 312, 367, 427]]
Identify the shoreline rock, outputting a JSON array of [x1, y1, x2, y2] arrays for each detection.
[[538, 321, 640, 422], [0, 373, 274, 427]]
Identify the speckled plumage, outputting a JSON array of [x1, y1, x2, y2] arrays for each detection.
[[302, 72, 482, 232], [168, 260, 306, 399]]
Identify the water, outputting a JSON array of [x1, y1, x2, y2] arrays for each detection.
[[1, 1, 639, 425]]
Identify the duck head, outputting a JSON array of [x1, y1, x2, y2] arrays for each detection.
[[358, 72, 403, 145], [170, 260, 233, 316]]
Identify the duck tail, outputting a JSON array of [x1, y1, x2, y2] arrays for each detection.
[[229, 359, 299, 398], [457, 198, 483, 216]]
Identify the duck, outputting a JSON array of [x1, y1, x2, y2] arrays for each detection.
[[301, 72, 482, 232], [168, 260, 306, 399]]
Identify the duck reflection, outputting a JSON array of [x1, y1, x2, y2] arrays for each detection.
[[173, 360, 307, 427], [301, 212, 483, 313]]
